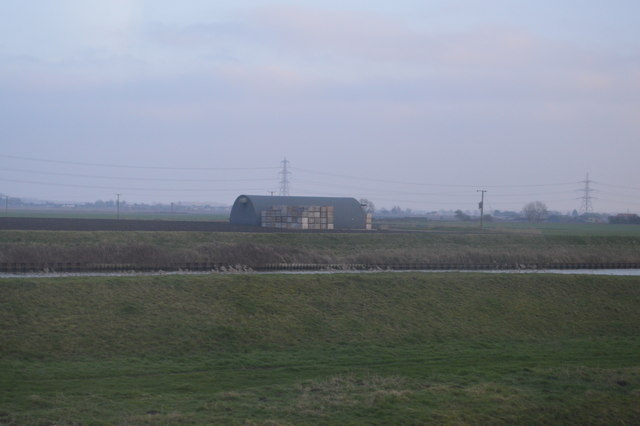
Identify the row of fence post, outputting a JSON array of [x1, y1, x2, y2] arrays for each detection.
[[2, 262, 640, 273]]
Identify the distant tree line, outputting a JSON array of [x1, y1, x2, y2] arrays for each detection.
[[0, 194, 230, 214], [609, 214, 640, 224], [376, 206, 416, 217]]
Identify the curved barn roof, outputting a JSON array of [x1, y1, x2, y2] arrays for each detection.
[[230, 195, 366, 229]]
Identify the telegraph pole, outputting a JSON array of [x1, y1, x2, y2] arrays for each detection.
[[116, 193, 121, 220], [477, 190, 487, 228]]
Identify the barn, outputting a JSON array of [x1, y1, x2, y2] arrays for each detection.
[[230, 195, 370, 230]]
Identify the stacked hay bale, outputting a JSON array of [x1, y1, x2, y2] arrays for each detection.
[[306, 206, 334, 230], [261, 205, 334, 230]]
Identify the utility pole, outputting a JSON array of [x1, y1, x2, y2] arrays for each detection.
[[116, 193, 121, 220], [279, 157, 291, 196], [4, 196, 8, 216], [171, 202, 174, 215], [477, 190, 487, 229]]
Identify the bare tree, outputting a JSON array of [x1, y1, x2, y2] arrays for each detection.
[[359, 198, 375, 214], [454, 209, 471, 221], [522, 201, 548, 222]]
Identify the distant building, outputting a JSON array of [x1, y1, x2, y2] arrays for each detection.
[[230, 195, 370, 230]]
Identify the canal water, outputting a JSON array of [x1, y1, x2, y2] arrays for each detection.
[[2, 269, 640, 279]]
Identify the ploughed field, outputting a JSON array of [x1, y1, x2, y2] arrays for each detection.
[[0, 217, 269, 232], [2, 273, 640, 424]]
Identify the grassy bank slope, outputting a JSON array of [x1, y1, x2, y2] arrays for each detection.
[[2, 273, 640, 424], [3, 273, 640, 356]]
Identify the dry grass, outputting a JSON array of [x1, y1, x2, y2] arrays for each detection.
[[2, 229, 640, 267]]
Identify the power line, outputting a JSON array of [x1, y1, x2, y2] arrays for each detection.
[[0, 165, 584, 201], [294, 179, 479, 196], [294, 177, 577, 198], [596, 190, 640, 199], [292, 166, 579, 188], [595, 182, 640, 191], [0, 154, 279, 171], [597, 198, 640, 207], [0, 154, 593, 190], [0, 167, 278, 183], [0, 177, 273, 193], [3, 154, 637, 211]]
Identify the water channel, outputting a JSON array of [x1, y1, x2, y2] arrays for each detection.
[[2, 269, 640, 279]]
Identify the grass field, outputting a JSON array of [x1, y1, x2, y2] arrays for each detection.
[[2, 272, 640, 424], [376, 217, 640, 237]]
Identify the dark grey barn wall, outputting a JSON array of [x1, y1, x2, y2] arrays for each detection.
[[229, 197, 260, 226], [229, 195, 366, 229]]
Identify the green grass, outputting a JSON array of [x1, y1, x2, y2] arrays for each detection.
[[2, 273, 640, 424], [376, 218, 640, 237], [486, 221, 640, 237]]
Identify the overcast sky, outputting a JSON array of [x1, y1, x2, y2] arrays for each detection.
[[1, 0, 639, 213]]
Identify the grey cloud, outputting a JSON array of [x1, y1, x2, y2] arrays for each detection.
[[147, 21, 251, 47], [138, 5, 640, 106], [2, 3, 640, 210]]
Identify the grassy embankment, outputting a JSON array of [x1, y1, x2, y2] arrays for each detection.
[[2, 272, 640, 424], [1, 223, 640, 267]]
